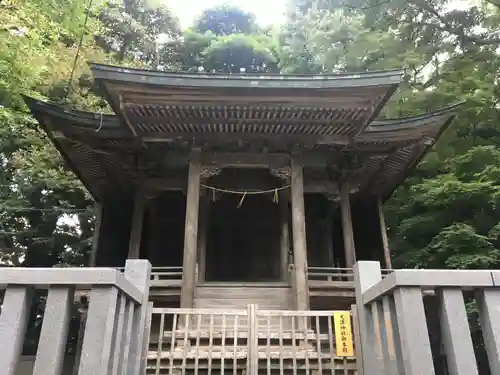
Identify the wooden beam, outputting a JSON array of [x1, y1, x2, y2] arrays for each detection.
[[325, 218, 335, 268], [144, 176, 339, 194], [180, 149, 201, 309], [122, 94, 376, 108], [54, 128, 419, 153], [377, 198, 392, 269], [119, 94, 138, 137], [126, 114, 356, 127], [142, 132, 351, 146], [203, 152, 290, 168], [197, 196, 209, 282], [165, 152, 295, 168], [339, 181, 356, 268], [88, 203, 102, 267], [164, 151, 395, 169], [290, 156, 309, 310], [128, 187, 146, 259], [144, 177, 186, 192], [279, 195, 291, 281], [304, 181, 339, 194]]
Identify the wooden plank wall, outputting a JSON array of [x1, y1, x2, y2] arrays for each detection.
[[94, 198, 133, 267], [143, 192, 186, 267], [193, 285, 293, 329], [194, 286, 293, 310], [351, 198, 385, 263]]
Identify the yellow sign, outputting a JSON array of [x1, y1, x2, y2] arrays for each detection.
[[333, 311, 354, 357]]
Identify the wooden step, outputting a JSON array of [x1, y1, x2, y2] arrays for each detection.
[[145, 360, 357, 373], [161, 330, 327, 340], [147, 346, 350, 360]]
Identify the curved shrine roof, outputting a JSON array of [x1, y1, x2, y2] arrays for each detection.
[[91, 64, 404, 88], [22, 63, 460, 202], [91, 64, 405, 142], [23, 93, 460, 202]]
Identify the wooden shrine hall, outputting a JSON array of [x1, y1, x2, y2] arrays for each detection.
[[24, 65, 460, 313]]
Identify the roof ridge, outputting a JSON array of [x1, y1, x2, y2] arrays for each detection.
[[90, 62, 405, 80], [367, 102, 463, 132]]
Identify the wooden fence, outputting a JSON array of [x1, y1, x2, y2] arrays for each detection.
[[147, 305, 358, 375]]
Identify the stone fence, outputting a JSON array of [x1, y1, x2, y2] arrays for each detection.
[[0, 260, 151, 375], [354, 261, 500, 375]]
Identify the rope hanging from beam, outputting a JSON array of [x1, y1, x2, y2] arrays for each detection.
[[200, 184, 290, 207]]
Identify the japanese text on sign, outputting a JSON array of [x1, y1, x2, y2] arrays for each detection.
[[333, 311, 354, 357]]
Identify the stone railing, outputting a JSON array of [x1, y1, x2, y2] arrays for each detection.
[[0, 260, 152, 375], [354, 261, 500, 375]]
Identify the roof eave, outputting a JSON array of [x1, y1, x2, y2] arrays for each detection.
[[368, 102, 464, 132], [22, 96, 102, 202], [90, 63, 404, 90], [22, 96, 462, 143], [380, 113, 458, 203], [22, 96, 121, 131], [23, 95, 462, 202]]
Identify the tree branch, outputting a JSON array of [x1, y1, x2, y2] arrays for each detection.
[[411, 0, 500, 46]]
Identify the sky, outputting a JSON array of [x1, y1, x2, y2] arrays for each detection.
[[167, 0, 474, 29], [168, 0, 287, 28]]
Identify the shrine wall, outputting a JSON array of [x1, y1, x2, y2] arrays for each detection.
[[94, 197, 133, 267]]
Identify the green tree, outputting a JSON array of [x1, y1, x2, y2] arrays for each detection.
[[359, 0, 500, 270], [281, 0, 500, 272], [387, 146, 500, 269], [194, 5, 259, 36], [0, 0, 101, 266], [163, 6, 279, 73], [0, 0, 185, 267], [97, 0, 181, 67]]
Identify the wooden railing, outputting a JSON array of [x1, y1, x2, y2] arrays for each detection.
[[354, 261, 500, 375], [147, 305, 357, 375], [117, 266, 183, 293], [150, 266, 183, 281], [122, 265, 396, 286], [308, 266, 393, 281], [0, 260, 151, 375], [308, 267, 355, 281], [118, 266, 393, 284], [117, 266, 183, 281]]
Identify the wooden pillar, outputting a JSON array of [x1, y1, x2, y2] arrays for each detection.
[[180, 150, 201, 309], [290, 156, 309, 310], [279, 195, 290, 281], [197, 196, 208, 282], [377, 198, 392, 269], [339, 181, 356, 268], [128, 187, 145, 259], [88, 203, 102, 267], [325, 219, 335, 267]]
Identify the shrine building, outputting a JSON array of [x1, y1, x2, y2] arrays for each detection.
[[24, 65, 459, 313]]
